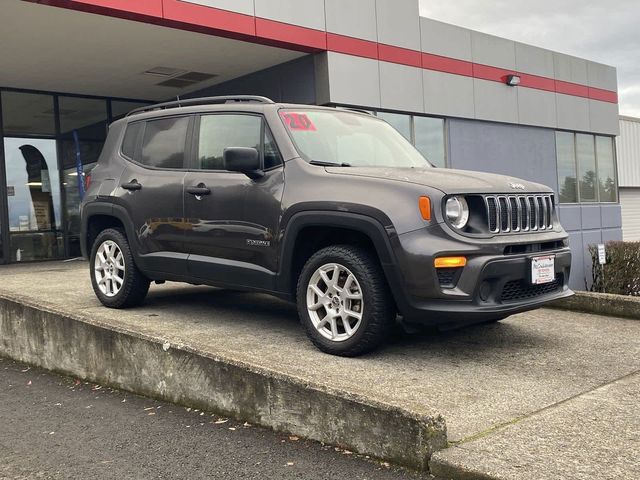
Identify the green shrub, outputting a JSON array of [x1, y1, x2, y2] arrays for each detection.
[[589, 241, 640, 296]]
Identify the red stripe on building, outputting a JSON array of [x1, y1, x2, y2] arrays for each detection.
[[378, 44, 422, 68], [588, 87, 618, 103], [69, 0, 163, 17], [326, 33, 378, 60], [421, 53, 473, 76], [517, 72, 556, 93], [472, 63, 511, 83], [255, 18, 326, 51], [555, 80, 590, 99]]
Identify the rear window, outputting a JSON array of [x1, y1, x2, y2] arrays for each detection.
[[140, 117, 189, 169], [121, 122, 142, 159]]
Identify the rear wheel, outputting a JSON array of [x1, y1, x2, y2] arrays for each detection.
[[90, 228, 149, 308], [296, 245, 395, 356]]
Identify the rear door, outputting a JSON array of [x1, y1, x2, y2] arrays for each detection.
[[183, 113, 284, 290], [114, 115, 191, 276]]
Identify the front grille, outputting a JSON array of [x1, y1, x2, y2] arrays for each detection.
[[500, 274, 563, 303], [484, 194, 554, 234]]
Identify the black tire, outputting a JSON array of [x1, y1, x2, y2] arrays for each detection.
[[296, 245, 396, 357], [89, 228, 150, 308]]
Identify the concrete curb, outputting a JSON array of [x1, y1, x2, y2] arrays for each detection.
[[0, 292, 447, 471], [550, 291, 640, 320]]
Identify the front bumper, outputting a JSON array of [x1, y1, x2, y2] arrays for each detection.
[[385, 225, 573, 325]]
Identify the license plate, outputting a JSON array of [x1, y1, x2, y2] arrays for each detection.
[[531, 255, 555, 285]]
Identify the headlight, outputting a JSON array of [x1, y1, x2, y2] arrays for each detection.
[[445, 196, 469, 229]]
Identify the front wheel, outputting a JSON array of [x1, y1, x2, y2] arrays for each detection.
[[90, 228, 150, 308], [296, 245, 396, 357]]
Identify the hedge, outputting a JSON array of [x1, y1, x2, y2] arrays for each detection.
[[589, 241, 640, 296]]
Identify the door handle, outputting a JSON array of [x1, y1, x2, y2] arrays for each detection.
[[122, 180, 142, 191], [186, 185, 211, 197]]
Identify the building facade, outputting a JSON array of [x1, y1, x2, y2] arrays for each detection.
[[0, 0, 621, 290], [617, 116, 640, 241]]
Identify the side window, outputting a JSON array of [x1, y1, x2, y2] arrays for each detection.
[[140, 117, 189, 169], [197, 114, 262, 170], [263, 127, 283, 169], [121, 122, 142, 160]]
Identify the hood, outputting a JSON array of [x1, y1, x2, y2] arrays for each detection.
[[324, 166, 552, 195]]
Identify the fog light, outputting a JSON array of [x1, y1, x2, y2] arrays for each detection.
[[479, 281, 491, 301]]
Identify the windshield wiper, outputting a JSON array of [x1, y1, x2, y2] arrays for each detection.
[[309, 160, 351, 167]]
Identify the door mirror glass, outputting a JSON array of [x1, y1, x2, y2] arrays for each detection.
[[224, 147, 262, 178]]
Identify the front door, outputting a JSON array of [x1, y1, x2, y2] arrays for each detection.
[[114, 116, 190, 276], [183, 113, 284, 290]]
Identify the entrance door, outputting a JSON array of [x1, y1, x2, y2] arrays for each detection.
[[3, 138, 63, 261], [184, 113, 284, 290]]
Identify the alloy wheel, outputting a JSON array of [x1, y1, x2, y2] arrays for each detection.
[[94, 240, 126, 297]]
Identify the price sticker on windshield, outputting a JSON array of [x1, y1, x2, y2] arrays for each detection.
[[281, 112, 316, 131]]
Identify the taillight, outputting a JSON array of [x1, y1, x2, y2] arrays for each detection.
[[84, 173, 92, 191]]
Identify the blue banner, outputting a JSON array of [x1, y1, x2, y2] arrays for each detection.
[[72, 130, 85, 200]]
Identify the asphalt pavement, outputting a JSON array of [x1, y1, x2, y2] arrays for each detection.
[[0, 356, 426, 480]]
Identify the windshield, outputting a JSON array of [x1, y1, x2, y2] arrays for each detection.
[[280, 109, 432, 168]]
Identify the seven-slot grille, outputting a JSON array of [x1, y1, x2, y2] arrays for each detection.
[[484, 195, 554, 233]]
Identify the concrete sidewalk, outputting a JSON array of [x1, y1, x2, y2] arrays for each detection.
[[1, 261, 639, 477]]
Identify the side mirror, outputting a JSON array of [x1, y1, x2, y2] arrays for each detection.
[[223, 147, 263, 179]]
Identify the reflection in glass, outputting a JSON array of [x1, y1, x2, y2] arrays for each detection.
[[596, 136, 617, 203], [555, 132, 578, 203], [58, 97, 108, 256], [576, 133, 597, 203], [3, 138, 62, 261], [198, 115, 262, 170], [111, 100, 151, 121], [376, 112, 412, 141], [1, 91, 55, 136], [414, 116, 445, 167]]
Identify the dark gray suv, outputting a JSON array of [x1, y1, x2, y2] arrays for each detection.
[[81, 96, 573, 356]]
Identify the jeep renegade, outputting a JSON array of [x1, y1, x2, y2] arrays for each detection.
[[81, 96, 573, 356]]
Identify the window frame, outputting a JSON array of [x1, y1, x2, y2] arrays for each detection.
[[189, 112, 283, 173], [119, 114, 194, 171]]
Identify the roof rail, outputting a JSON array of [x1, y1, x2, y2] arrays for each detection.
[[335, 106, 374, 116], [126, 95, 275, 117]]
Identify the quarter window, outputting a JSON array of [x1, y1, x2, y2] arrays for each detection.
[[197, 114, 262, 170], [121, 122, 142, 160], [140, 117, 189, 169]]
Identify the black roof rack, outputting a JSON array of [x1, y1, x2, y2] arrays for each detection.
[[126, 95, 275, 117], [335, 106, 374, 116]]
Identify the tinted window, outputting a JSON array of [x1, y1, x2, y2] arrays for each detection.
[[198, 114, 261, 170], [140, 117, 189, 169], [376, 112, 411, 141], [263, 127, 282, 169], [556, 132, 577, 203], [121, 122, 142, 160], [576, 133, 597, 202], [414, 116, 445, 167], [596, 136, 617, 203]]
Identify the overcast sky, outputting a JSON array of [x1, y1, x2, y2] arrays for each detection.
[[418, 0, 640, 117]]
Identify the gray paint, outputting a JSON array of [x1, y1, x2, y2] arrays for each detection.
[[471, 31, 516, 70], [553, 53, 589, 85], [375, 0, 421, 50], [589, 100, 620, 135], [379, 61, 424, 113], [581, 205, 602, 230], [420, 17, 472, 61], [587, 61, 618, 91], [423, 70, 475, 118], [472, 79, 519, 124], [602, 228, 623, 242], [567, 231, 585, 290], [447, 118, 559, 192], [556, 94, 590, 132], [600, 204, 623, 229], [558, 205, 582, 232], [515, 43, 555, 78], [325, 0, 377, 41], [180, 0, 254, 15], [186, 56, 317, 104], [517, 88, 557, 129], [254, 0, 326, 31], [322, 53, 381, 108]]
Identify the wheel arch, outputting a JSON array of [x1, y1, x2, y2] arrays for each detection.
[[81, 202, 137, 259]]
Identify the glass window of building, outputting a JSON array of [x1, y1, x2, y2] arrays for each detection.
[[414, 116, 445, 167], [555, 132, 578, 203], [1, 91, 55, 136], [376, 112, 411, 141], [596, 136, 617, 203], [58, 96, 108, 257], [3, 137, 62, 261], [576, 133, 597, 203]]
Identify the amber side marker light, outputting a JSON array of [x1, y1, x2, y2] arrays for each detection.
[[419, 196, 431, 221], [434, 256, 467, 268]]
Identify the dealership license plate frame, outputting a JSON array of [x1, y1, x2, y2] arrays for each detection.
[[531, 255, 556, 285]]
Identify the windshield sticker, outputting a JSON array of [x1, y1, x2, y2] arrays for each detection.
[[281, 112, 316, 131]]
